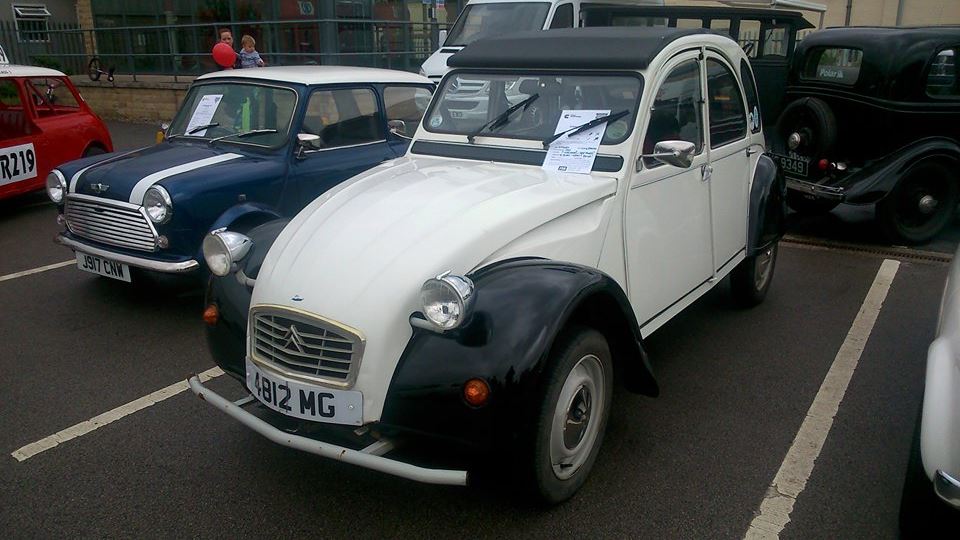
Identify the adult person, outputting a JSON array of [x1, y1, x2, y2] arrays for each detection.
[[217, 28, 241, 70]]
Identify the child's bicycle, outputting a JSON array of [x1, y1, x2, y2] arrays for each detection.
[[87, 57, 115, 82]]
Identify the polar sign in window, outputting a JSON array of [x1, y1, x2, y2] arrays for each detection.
[[802, 47, 863, 84]]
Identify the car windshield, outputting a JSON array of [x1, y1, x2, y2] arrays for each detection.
[[424, 72, 643, 145], [445, 3, 551, 47], [167, 82, 297, 147]]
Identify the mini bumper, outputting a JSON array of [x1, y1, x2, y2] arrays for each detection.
[[56, 233, 199, 273], [187, 375, 469, 486], [785, 177, 845, 202]]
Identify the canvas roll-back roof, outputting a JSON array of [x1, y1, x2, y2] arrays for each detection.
[[448, 27, 720, 70]]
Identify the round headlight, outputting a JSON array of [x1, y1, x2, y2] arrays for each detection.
[[202, 230, 252, 277], [46, 170, 66, 204], [143, 186, 172, 224], [420, 272, 475, 331]]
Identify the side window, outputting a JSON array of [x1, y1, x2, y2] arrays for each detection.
[[927, 48, 958, 98], [0, 80, 31, 140], [738, 20, 761, 58], [302, 88, 383, 150], [739, 59, 761, 134], [643, 59, 703, 167], [28, 77, 80, 115], [709, 19, 732, 37], [384, 86, 432, 137], [549, 3, 574, 29], [706, 59, 747, 148], [801, 47, 863, 84]]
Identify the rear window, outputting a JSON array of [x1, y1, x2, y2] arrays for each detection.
[[927, 48, 957, 98], [801, 47, 863, 84]]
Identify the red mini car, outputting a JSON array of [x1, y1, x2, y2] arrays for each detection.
[[0, 60, 112, 201]]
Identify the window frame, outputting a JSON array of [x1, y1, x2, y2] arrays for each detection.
[[300, 85, 386, 154], [12, 3, 52, 44], [642, 55, 705, 169], [549, 3, 575, 29]]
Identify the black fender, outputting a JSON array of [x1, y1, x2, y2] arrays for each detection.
[[748, 154, 787, 256], [204, 218, 289, 383], [379, 258, 658, 452], [844, 137, 960, 204]]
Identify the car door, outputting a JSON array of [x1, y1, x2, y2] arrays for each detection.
[[704, 54, 751, 272], [625, 51, 713, 329], [289, 86, 396, 208]]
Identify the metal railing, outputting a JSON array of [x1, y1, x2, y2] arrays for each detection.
[[1, 18, 447, 81]]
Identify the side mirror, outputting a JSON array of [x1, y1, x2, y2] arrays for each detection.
[[439, 29, 447, 47], [640, 140, 697, 169], [296, 132, 321, 158], [388, 119, 409, 139]]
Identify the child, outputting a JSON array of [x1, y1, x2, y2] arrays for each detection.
[[239, 35, 265, 68]]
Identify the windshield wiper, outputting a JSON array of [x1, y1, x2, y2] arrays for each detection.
[[542, 110, 630, 148], [208, 128, 279, 144], [467, 93, 539, 143], [166, 122, 220, 140]]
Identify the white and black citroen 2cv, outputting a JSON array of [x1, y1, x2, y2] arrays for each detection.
[[191, 27, 785, 504]]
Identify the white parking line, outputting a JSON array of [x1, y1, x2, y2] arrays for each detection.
[[11, 367, 224, 462], [744, 259, 900, 539], [0, 260, 74, 283]]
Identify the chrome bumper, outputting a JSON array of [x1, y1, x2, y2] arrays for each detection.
[[187, 375, 469, 486], [936, 470, 960, 509], [56, 233, 199, 273], [786, 177, 845, 202]]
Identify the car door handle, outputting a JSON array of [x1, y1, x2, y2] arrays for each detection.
[[701, 164, 713, 182]]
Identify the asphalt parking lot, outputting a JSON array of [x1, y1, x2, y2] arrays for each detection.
[[0, 122, 954, 537]]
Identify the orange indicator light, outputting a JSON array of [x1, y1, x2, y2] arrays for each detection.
[[203, 304, 219, 326], [463, 378, 490, 407]]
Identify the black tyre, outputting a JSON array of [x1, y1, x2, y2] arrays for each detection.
[[87, 57, 101, 81], [775, 97, 837, 160], [786, 191, 839, 215], [877, 160, 959, 245], [529, 326, 613, 504], [730, 243, 778, 308], [82, 145, 106, 158]]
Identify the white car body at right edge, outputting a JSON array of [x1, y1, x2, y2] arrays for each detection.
[[193, 27, 786, 504]]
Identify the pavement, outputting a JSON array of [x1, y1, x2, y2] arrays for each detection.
[[0, 120, 955, 537]]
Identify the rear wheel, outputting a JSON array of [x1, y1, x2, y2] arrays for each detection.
[[877, 161, 958, 245], [730, 243, 778, 308], [529, 326, 613, 504]]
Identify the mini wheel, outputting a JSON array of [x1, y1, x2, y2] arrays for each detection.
[[877, 160, 959, 245], [529, 326, 613, 504], [730, 243, 778, 308]]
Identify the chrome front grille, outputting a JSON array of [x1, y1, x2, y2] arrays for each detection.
[[64, 196, 157, 252], [251, 307, 365, 388]]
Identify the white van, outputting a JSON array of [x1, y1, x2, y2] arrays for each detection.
[[419, 0, 665, 81]]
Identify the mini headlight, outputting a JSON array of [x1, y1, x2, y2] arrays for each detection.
[[420, 272, 475, 331], [202, 230, 252, 277], [143, 186, 172, 224], [46, 170, 66, 204]]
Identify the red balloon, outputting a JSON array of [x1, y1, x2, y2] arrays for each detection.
[[212, 42, 236, 68]]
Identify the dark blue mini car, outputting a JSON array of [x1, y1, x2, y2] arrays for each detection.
[[49, 66, 433, 282]]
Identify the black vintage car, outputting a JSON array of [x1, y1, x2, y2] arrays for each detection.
[[774, 26, 960, 244]]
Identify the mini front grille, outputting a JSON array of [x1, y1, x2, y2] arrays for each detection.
[[251, 307, 364, 387], [65, 197, 157, 252]]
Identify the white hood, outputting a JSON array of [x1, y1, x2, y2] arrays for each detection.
[[251, 156, 618, 421]]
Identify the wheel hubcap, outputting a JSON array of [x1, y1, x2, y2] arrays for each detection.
[[550, 354, 605, 480], [918, 194, 938, 215]]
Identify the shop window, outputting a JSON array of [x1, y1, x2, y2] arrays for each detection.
[[13, 4, 52, 43]]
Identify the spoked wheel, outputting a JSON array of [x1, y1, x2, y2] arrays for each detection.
[[530, 326, 613, 504], [87, 57, 102, 81], [730, 243, 778, 308], [877, 161, 959, 245]]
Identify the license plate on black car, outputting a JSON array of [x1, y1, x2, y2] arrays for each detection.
[[772, 153, 809, 177]]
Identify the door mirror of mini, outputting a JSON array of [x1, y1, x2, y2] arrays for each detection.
[[388, 119, 410, 139], [296, 132, 321, 158], [640, 140, 697, 170]]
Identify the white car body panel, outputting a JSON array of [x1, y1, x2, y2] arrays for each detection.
[[252, 156, 617, 421], [921, 247, 960, 484]]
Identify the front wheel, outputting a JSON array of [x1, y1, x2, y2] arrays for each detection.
[[730, 243, 778, 308], [877, 161, 959, 245], [529, 326, 613, 504]]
